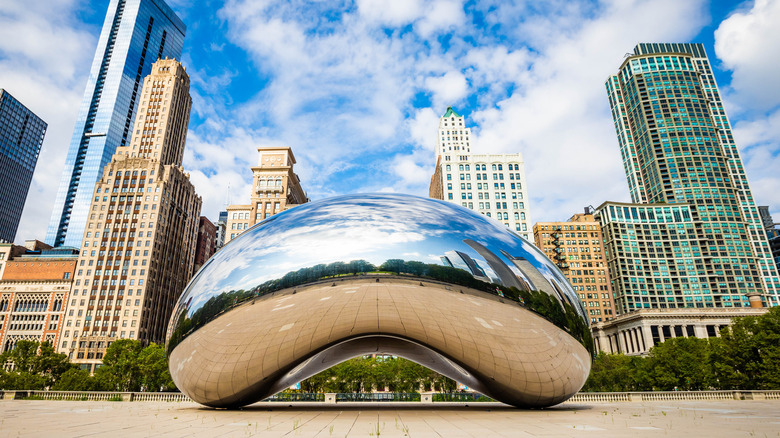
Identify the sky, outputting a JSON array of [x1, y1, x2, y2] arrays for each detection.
[[2, 0, 780, 244]]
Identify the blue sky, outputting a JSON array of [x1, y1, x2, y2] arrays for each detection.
[[2, 0, 780, 243]]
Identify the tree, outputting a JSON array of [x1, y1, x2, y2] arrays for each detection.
[[582, 353, 635, 392], [713, 306, 780, 389], [97, 339, 143, 391], [138, 343, 175, 391], [53, 368, 106, 391], [0, 340, 73, 389], [645, 337, 714, 390]]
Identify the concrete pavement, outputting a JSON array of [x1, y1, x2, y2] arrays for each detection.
[[2, 399, 779, 437]]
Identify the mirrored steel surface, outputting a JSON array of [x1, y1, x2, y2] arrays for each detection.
[[167, 193, 592, 408]]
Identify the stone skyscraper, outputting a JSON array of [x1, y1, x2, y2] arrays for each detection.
[[224, 147, 308, 244], [0, 90, 47, 243], [47, 0, 185, 248], [58, 59, 200, 370], [429, 107, 532, 239], [601, 43, 780, 310]]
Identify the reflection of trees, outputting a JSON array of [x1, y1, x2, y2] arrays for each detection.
[[256, 259, 377, 295], [513, 288, 594, 353], [168, 259, 593, 355]]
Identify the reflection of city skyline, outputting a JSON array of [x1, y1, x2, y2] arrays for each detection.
[[463, 239, 525, 290], [441, 250, 490, 283], [174, 194, 582, 323], [168, 196, 593, 411], [501, 250, 582, 312], [169, 255, 593, 354]]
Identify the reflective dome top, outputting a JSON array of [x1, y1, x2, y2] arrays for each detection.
[[167, 194, 591, 352]]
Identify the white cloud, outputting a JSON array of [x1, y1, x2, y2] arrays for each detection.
[[202, 0, 712, 224], [469, 0, 709, 221], [182, 126, 278, 220], [392, 152, 432, 187], [464, 45, 531, 105], [408, 107, 440, 150], [211, 0, 438, 201], [357, 0, 424, 26], [715, 0, 780, 219], [731, 108, 780, 218], [13, 0, 773, 246], [425, 71, 469, 109], [0, 0, 96, 243], [356, 0, 465, 37], [714, 0, 780, 112], [415, 0, 466, 38]]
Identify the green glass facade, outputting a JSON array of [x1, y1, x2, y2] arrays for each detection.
[[603, 43, 780, 310]]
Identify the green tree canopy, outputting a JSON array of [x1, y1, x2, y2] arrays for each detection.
[[0, 340, 73, 390]]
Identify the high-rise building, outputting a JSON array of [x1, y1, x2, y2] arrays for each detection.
[[46, 0, 186, 248], [58, 59, 200, 370], [0, 89, 47, 243], [602, 43, 780, 309], [429, 107, 532, 239], [596, 201, 719, 313], [194, 216, 216, 272], [0, 241, 78, 352], [759, 206, 776, 230], [215, 210, 227, 251], [533, 211, 616, 323], [224, 147, 308, 244], [769, 229, 780, 276], [759, 207, 780, 276]]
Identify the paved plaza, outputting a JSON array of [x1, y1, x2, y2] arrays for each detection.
[[2, 399, 780, 437]]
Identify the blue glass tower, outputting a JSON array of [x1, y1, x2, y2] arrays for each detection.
[[46, 0, 185, 247], [0, 89, 47, 243]]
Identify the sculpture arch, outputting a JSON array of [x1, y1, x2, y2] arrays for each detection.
[[167, 194, 591, 408]]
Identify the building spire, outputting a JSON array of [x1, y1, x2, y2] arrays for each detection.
[[442, 106, 461, 118]]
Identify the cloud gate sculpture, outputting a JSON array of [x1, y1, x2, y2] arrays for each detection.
[[167, 194, 592, 408]]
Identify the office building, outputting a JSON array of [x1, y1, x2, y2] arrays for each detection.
[[759, 206, 775, 230], [769, 229, 780, 275], [224, 147, 308, 244], [46, 0, 186, 248], [429, 107, 532, 240], [596, 201, 728, 312], [0, 89, 47, 243], [58, 59, 200, 369], [759, 207, 780, 274], [0, 241, 78, 352], [194, 216, 216, 272], [602, 43, 780, 309], [214, 211, 227, 251], [533, 211, 616, 323]]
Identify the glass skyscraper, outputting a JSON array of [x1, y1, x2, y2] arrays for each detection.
[[0, 89, 47, 243], [602, 43, 780, 309], [46, 0, 185, 247]]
